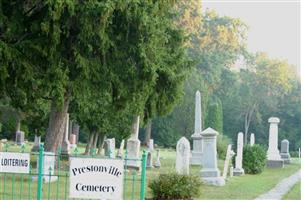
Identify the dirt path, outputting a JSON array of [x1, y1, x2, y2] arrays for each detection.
[[254, 169, 301, 200]]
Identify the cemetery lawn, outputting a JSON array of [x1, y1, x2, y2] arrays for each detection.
[[146, 150, 301, 200], [283, 180, 301, 200], [1, 144, 301, 199]]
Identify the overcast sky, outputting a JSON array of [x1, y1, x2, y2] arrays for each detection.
[[202, 0, 301, 75]]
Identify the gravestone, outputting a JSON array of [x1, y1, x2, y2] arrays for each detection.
[[61, 113, 71, 155], [176, 137, 190, 175], [267, 117, 284, 168], [280, 139, 291, 164], [31, 135, 41, 152], [222, 145, 235, 179], [35, 152, 58, 183], [234, 132, 245, 176], [148, 139, 154, 152], [69, 134, 77, 149], [72, 123, 80, 144], [191, 91, 203, 165], [15, 131, 25, 145], [200, 128, 225, 186], [250, 133, 255, 146], [146, 152, 153, 168], [126, 116, 141, 169], [154, 149, 161, 168], [104, 138, 116, 158], [117, 139, 125, 158]]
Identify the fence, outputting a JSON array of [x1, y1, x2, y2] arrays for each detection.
[[0, 143, 147, 200]]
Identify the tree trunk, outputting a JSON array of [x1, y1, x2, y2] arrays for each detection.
[[44, 95, 70, 152], [131, 115, 140, 139], [143, 120, 152, 146], [97, 133, 106, 155], [84, 132, 94, 155], [92, 132, 99, 149]]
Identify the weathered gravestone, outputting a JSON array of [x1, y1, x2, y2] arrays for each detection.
[[104, 138, 116, 158], [15, 131, 25, 145], [200, 128, 225, 186], [234, 132, 245, 176], [280, 139, 291, 164], [61, 113, 71, 155], [250, 133, 255, 146], [146, 152, 153, 168], [191, 91, 203, 165], [31, 135, 41, 152], [148, 139, 154, 152], [117, 139, 125, 158], [69, 134, 77, 149], [222, 145, 235, 179], [176, 137, 190, 175], [35, 152, 58, 183], [154, 149, 161, 168], [267, 117, 284, 168], [126, 116, 141, 169], [72, 123, 80, 144]]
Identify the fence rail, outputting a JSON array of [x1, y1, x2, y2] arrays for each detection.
[[0, 143, 147, 200]]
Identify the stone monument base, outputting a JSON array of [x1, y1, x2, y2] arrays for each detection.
[[280, 153, 291, 164], [233, 168, 244, 176], [202, 177, 225, 186], [267, 159, 284, 168], [190, 151, 202, 165], [200, 168, 220, 177]]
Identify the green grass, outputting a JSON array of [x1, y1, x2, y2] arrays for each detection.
[[283, 179, 301, 200], [1, 142, 301, 199]]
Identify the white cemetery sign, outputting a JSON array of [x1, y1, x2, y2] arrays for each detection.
[[69, 157, 124, 199], [0, 152, 30, 173]]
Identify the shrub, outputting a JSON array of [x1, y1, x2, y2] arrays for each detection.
[[217, 135, 231, 159], [243, 144, 266, 174], [149, 173, 201, 200]]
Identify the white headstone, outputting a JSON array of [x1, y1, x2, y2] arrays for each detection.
[[104, 138, 116, 158], [148, 139, 154, 152], [61, 113, 71, 155], [154, 149, 161, 168], [250, 133, 255, 146], [200, 127, 225, 186], [191, 91, 203, 165], [280, 139, 291, 164], [267, 117, 284, 168], [234, 132, 244, 176], [126, 116, 141, 169], [176, 137, 190, 175], [222, 145, 234, 179]]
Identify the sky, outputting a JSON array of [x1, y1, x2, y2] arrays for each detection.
[[202, 0, 301, 75]]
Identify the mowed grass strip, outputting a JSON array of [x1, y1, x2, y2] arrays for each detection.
[[283, 178, 301, 200]]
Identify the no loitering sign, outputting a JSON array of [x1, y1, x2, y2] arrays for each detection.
[[0, 152, 30, 174], [69, 157, 124, 199]]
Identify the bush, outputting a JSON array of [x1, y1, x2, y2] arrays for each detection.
[[243, 144, 266, 174], [217, 135, 231, 159], [149, 173, 201, 200]]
